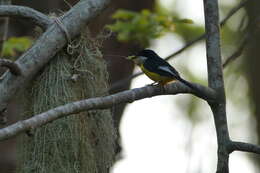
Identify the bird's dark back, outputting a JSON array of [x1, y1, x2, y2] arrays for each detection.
[[137, 49, 159, 59]]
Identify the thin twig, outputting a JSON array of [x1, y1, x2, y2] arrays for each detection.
[[0, 81, 215, 141], [109, 0, 249, 91], [0, 58, 21, 75], [63, 0, 73, 8], [220, 0, 248, 27], [164, 0, 247, 61], [165, 0, 248, 62], [223, 38, 247, 68]]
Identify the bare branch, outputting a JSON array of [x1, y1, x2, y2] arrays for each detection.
[[0, 82, 215, 140], [228, 141, 260, 154], [165, 0, 247, 61], [0, 58, 21, 75], [109, 0, 249, 91], [0, 0, 110, 112], [223, 38, 247, 68], [220, 0, 248, 27], [0, 5, 52, 30]]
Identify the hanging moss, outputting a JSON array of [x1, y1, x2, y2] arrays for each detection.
[[17, 30, 116, 173]]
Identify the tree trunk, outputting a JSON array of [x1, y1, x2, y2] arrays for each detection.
[[244, 1, 260, 171]]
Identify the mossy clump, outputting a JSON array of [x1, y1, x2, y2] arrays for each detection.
[[17, 30, 116, 173]]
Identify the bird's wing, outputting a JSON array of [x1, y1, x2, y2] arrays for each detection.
[[143, 57, 180, 78]]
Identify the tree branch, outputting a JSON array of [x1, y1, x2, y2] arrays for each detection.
[[220, 0, 248, 27], [222, 38, 247, 68], [166, 0, 248, 61], [0, 58, 21, 75], [203, 0, 230, 172], [228, 141, 260, 154], [0, 0, 110, 112], [109, 0, 248, 92], [0, 5, 52, 30], [0, 81, 216, 141]]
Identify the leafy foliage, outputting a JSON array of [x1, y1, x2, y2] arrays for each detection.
[[174, 24, 204, 42], [106, 9, 193, 47], [2, 37, 32, 57]]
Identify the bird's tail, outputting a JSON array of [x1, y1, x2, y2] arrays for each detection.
[[176, 76, 197, 91]]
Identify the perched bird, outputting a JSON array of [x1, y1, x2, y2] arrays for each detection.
[[127, 49, 195, 89]]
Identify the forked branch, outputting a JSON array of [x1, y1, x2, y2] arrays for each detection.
[[0, 0, 110, 112]]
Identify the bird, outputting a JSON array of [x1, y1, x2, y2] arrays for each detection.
[[127, 49, 195, 89]]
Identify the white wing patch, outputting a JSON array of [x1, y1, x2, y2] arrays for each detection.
[[139, 56, 148, 61], [158, 66, 175, 75]]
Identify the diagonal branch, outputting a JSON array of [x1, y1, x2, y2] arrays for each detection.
[[166, 0, 248, 61], [220, 0, 248, 27], [223, 38, 247, 68], [0, 58, 21, 75], [0, 5, 52, 30], [164, 0, 247, 62], [0, 0, 110, 112], [0, 81, 216, 141]]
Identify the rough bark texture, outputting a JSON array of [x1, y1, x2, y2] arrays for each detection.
[[0, 0, 113, 172], [203, 0, 230, 172], [0, 0, 110, 112]]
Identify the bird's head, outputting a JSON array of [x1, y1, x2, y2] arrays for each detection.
[[126, 49, 157, 65]]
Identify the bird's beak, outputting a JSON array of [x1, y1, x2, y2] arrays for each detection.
[[126, 55, 136, 60]]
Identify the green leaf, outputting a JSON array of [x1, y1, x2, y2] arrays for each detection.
[[106, 9, 193, 47], [2, 37, 33, 57], [111, 9, 137, 20]]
